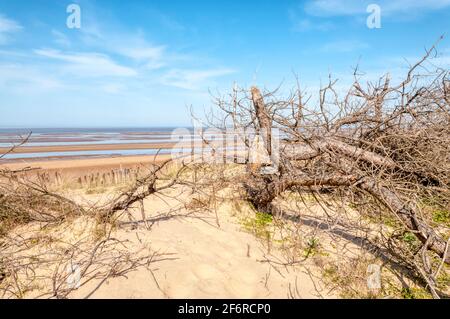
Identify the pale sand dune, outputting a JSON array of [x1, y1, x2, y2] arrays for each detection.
[[67, 191, 333, 299], [2, 157, 335, 299]]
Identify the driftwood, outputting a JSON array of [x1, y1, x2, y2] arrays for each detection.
[[245, 86, 449, 264], [97, 159, 187, 222], [204, 41, 449, 297]]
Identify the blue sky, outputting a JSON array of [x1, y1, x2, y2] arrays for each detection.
[[0, 0, 449, 128]]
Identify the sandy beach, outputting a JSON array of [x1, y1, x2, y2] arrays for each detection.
[[0, 142, 178, 155], [0, 153, 171, 170], [0, 150, 338, 298], [68, 191, 333, 299], [0, 154, 174, 189], [0, 129, 180, 175]]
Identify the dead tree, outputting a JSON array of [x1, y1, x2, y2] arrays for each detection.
[[206, 41, 450, 297]]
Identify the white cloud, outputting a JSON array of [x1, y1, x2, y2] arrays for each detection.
[[0, 63, 63, 92], [117, 45, 167, 69], [119, 46, 165, 60], [0, 15, 22, 44], [304, 0, 450, 17], [0, 9, 237, 117], [288, 9, 334, 32], [34, 49, 137, 77], [161, 68, 236, 90], [77, 25, 169, 70]]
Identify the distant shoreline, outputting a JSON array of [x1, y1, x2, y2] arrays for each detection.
[[0, 128, 194, 162], [0, 142, 178, 154], [0, 154, 172, 175]]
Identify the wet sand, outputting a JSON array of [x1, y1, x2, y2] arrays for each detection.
[[0, 142, 179, 154]]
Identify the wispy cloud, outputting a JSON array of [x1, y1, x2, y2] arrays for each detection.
[[76, 24, 171, 70], [289, 9, 334, 32], [0, 3, 238, 127], [47, 16, 162, 74], [304, 0, 450, 17], [34, 49, 137, 77], [70, 17, 234, 89], [116, 45, 167, 70], [0, 63, 62, 92], [161, 68, 236, 90], [0, 14, 22, 44]]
